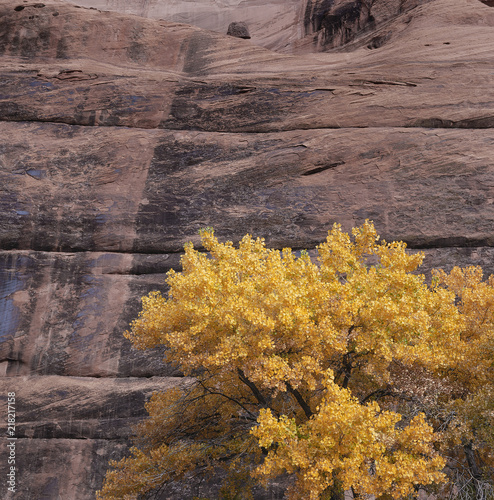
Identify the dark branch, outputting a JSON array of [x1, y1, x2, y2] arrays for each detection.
[[463, 441, 484, 481], [341, 369, 351, 389], [341, 351, 353, 389], [197, 379, 257, 419], [237, 368, 268, 407], [335, 326, 358, 387], [286, 383, 313, 419], [359, 386, 392, 405]]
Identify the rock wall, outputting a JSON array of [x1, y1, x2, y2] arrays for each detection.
[[62, 0, 307, 52], [1, 0, 494, 497], [60, 0, 432, 53]]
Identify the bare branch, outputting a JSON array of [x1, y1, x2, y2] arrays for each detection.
[[237, 368, 269, 407], [286, 383, 313, 419], [197, 378, 258, 420]]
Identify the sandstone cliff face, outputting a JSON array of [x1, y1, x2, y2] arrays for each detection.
[[1, 0, 494, 498], [63, 0, 307, 52], [61, 0, 431, 53]]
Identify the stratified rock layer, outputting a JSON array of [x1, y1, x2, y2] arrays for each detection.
[[1, 376, 187, 499], [1, 0, 494, 498]]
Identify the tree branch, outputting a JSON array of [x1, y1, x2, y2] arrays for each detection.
[[286, 383, 313, 419], [197, 378, 257, 419], [359, 386, 392, 404], [237, 368, 268, 407], [341, 351, 353, 389], [463, 441, 483, 481]]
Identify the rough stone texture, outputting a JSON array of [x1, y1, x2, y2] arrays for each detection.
[[0, 375, 185, 500], [1, 438, 128, 500], [0, 249, 183, 378], [3, 123, 494, 255], [227, 21, 251, 39], [61, 0, 310, 52], [59, 0, 435, 53], [1, 0, 494, 498], [301, 0, 430, 51]]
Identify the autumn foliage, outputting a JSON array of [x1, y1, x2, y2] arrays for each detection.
[[97, 222, 494, 499]]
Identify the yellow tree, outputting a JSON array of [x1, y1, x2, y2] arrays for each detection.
[[97, 222, 494, 500]]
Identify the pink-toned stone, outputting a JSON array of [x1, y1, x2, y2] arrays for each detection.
[[0, 375, 187, 499]]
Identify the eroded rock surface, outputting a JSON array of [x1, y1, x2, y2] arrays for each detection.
[[1, 0, 494, 497], [227, 21, 251, 39], [60, 0, 433, 53], [1, 376, 186, 499]]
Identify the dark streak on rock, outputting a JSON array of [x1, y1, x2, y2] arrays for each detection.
[[302, 161, 345, 175], [412, 116, 494, 129]]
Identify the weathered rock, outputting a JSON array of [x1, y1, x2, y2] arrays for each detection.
[[3, 119, 494, 382], [2, 122, 494, 255], [0, 375, 185, 499], [1, 438, 128, 500], [6, 375, 187, 439], [59, 0, 435, 53], [61, 0, 309, 52], [0, 248, 183, 378], [1, 1, 494, 133], [301, 0, 431, 51], [1, 0, 494, 498], [227, 21, 251, 39]]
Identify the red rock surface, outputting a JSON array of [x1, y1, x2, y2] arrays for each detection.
[[1, 0, 494, 497]]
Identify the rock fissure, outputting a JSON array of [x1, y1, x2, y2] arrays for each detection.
[[4, 117, 494, 132]]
